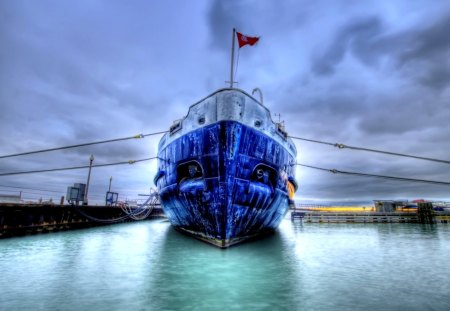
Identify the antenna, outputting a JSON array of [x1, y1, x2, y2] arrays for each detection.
[[274, 113, 281, 123], [274, 113, 285, 131]]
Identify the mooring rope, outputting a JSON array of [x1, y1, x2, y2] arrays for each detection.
[[0, 131, 167, 159]]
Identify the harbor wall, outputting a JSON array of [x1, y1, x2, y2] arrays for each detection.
[[0, 203, 165, 238]]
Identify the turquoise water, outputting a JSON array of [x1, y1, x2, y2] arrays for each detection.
[[1, 219, 449, 311]]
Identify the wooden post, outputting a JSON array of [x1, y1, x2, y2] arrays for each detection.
[[417, 202, 435, 224]]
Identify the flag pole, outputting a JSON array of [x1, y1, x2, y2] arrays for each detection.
[[229, 28, 236, 88]]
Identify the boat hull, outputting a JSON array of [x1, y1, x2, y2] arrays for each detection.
[[155, 120, 296, 248]]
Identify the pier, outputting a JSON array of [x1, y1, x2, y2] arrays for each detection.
[[291, 211, 420, 223], [0, 203, 165, 238], [291, 202, 450, 224]]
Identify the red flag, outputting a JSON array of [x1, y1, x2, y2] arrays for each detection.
[[236, 31, 259, 48]]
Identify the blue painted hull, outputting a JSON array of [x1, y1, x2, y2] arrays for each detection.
[[155, 121, 295, 248]]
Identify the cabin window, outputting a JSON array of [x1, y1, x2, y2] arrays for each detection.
[[276, 123, 288, 139], [254, 120, 262, 127], [170, 120, 182, 135], [198, 116, 205, 124]]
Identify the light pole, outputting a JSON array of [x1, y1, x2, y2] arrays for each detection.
[[84, 154, 94, 205], [109, 176, 112, 192]]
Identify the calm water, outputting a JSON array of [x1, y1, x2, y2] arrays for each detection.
[[1, 219, 449, 311]]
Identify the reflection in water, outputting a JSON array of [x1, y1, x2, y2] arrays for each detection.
[[0, 220, 449, 310], [288, 221, 450, 310], [146, 225, 302, 310], [0, 221, 170, 310]]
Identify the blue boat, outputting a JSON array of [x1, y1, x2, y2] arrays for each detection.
[[154, 88, 298, 248]]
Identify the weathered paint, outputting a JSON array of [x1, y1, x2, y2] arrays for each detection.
[[155, 88, 297, 247]]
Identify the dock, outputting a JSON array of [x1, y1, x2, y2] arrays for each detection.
[[291, 211, 420, 223], [291, 207, 450, 224], [0, 203, 165, 238]]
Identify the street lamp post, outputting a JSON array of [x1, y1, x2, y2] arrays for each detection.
[[109, 176, 112, 192], [84, 154, 94, 205]]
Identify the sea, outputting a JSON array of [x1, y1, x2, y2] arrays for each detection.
[[1, 218, 449, 311]]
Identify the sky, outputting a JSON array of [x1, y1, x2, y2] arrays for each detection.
[[1, 0, 450, 205]]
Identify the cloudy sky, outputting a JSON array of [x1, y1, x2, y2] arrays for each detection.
[[1, 0, 450, 205]]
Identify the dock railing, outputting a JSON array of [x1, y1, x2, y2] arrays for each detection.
[[291, 204, 416, 223], [291, 203, 450, 224]]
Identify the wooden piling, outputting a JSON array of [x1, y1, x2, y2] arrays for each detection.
[[417, 202, 435, 224]]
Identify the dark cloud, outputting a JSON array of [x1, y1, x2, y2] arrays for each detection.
[[312, 12, 450, 91], [312, 16, 384, 75], [208, 1, 242, 50], [399, 14, 450, 65], [418, 64, 450, 90]]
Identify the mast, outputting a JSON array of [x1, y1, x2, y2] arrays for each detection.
[[229, 28, 236, 88]]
